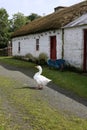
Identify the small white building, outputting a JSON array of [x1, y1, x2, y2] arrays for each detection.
[[12, 1, 87, 71], [64, 14, 87, 71]]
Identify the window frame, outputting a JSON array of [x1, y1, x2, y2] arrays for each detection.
[[18, 42, 20, 53], [36, 39, 39, 51]]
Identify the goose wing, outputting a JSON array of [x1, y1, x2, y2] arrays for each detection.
[[36, 75, 51, 85]]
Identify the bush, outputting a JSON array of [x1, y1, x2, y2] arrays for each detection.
[[13, 53, 48, 65], [38, 53, 48, 65], [13, 55, 24, 60], [25, 53, 34, 62]]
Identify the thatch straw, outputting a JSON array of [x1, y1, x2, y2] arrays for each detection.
[[12, 1, 87, 38]]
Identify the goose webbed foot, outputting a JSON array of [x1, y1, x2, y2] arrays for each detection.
[[36, 85, 43, 90]]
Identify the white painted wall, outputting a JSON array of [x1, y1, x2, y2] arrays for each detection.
[[12, 25, 87, 70], [64, 26, 87, 69], [12, 30, 62, 59]]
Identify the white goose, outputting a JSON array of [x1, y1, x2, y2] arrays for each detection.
[[33, 65, 51, 89]]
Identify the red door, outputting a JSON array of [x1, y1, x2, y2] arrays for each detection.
[[50, 36, 57, 60], [83, 30, 87, 71]]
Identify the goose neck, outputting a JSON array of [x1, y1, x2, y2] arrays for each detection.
[[38, 67, 42, 75]]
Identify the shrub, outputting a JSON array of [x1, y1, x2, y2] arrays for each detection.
[[25, 53, 34, 62], [13, 55, 24, 60], [38, 53, 48, 65], [33, 57, 39, 64]]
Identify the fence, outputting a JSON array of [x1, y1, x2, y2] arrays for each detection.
[[0, 47, 12, 56]]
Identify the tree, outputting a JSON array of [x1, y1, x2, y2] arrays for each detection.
[[9, 12, 41, 33], [0, 9, 41, 48], [0, 8, 9, 48], [10, 12, 28, 32], [27, 13, 41, 21]]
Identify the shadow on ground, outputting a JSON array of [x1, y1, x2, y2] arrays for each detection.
[[16, 86, 43, 90]]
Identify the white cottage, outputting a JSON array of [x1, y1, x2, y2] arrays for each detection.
[[12, 30, 62, 59], [11, 1, 87, 71]]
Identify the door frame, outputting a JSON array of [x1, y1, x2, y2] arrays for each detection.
[[83, 29, 87, 71], [50, 36, 57, 60]]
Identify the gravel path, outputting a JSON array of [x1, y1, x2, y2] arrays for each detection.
[[0, 63, 87, 119]]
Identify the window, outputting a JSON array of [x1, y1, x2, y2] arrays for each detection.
[[18, 42, 20, 53], [36, 39, 39, 51]]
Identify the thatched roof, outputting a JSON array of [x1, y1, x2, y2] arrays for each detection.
[[64, 13, 87, 28], [12, 1, 87, 38]]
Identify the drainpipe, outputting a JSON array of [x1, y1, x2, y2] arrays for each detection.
[[62, 28, 64, 59]]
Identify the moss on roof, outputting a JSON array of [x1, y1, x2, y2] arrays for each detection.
[[12, 1, 87, 38]]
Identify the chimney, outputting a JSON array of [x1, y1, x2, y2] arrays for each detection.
[[54, 6, 67, 12]]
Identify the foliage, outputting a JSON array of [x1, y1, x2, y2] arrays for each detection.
[[0, 8, 41, 49], [13, 55, 24, 60], [24, 52, 48, 65], [0, 8, 9, 48], [10, 12, 41, 32], [27, 13, 41, 21], [38, 53, 48, 65], [10, 12, 28, 32], [13, 52, 48, 65], [25, 53, 35, 62]]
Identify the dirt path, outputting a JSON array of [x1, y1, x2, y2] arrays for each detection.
[[0, 62, 87, 124]]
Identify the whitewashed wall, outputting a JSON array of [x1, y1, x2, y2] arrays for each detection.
[[64, 26, 87, 69], [12, 30, 62, 59], [12, 25, 87, 70]]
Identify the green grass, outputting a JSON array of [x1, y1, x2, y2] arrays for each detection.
[[0, 56, 36, 68], [0, 76, 87, 130], [43, 67, 87, 98], [0, 56, 87, 99], [0, 93, 11, 130]]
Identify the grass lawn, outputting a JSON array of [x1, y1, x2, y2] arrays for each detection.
[[0, 76, 87, 130], [0, 56, 87, 99]]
